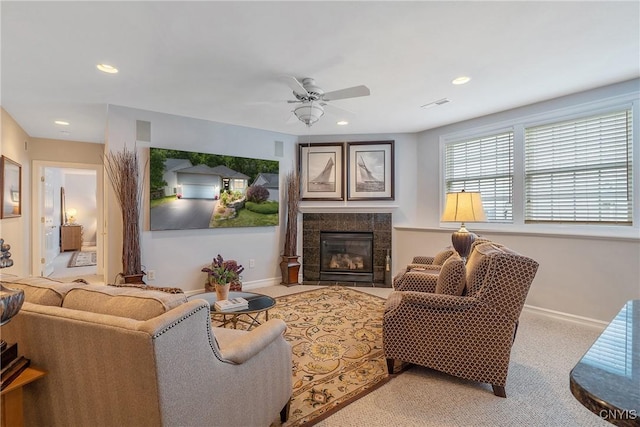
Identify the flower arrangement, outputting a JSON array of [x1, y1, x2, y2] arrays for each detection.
[[202, 254, 244, 285]]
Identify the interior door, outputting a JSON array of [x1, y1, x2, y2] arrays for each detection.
[[41, 167, 57, 276]]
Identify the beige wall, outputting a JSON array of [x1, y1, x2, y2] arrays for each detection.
[[30, 138, 104, 164], [1, 108, 32, 277]]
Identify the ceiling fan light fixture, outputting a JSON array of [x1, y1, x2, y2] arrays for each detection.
[[294, 103, 324, 126]]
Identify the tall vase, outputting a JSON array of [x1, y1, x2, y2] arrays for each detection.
[[280, 255, 301, 287], [215, 283, 231, 301]]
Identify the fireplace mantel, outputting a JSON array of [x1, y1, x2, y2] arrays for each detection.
[[299, 204, 399, 214]]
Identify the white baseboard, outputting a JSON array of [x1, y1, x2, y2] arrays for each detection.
[[523, 304, 607, 330]]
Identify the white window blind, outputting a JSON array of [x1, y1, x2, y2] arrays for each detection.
[[525, 109, 632, 224], [444, 132, 513, 222]]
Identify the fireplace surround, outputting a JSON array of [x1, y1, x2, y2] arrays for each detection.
[[302, 213, 392, 287]]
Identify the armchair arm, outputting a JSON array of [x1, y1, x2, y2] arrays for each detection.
[[394, 270, 438, 293], [405, 263, 442, 272], [412, 256, 435, 265], [218, 319, 287, 364], [386, 291, 479, 313]]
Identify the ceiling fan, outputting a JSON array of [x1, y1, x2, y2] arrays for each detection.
[[284, 76, 370, 126]]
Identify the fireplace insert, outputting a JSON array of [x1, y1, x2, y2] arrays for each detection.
[[320, 231, 374, 282]]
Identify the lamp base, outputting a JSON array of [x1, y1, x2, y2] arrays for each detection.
[[451, 229, 477, 259]]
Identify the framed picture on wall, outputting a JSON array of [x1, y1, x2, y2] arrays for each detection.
[[347, 140, 394, 201], [1, 155, 22, 218], [298, 143, 344, 201]]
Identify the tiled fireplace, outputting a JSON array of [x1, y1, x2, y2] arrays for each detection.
[[302, 213, 392, 287]]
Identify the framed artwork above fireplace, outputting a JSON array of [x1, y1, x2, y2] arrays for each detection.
[[347, 141, 394, 201], [299, 142, 344, 201]]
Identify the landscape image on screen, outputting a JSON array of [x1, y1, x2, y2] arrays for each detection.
[[149, 148, 279, 230]]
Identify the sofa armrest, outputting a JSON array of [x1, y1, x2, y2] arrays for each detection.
[[218, 319, 287, 364]]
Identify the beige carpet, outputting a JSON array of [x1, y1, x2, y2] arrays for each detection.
[[67, 250, 97, 268]]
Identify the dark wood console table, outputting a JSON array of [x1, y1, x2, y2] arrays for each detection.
[[570, 299, 639, 426]]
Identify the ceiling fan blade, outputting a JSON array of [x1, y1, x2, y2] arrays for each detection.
[[322, 85, 370, 101], [283, 75, 309, 97]]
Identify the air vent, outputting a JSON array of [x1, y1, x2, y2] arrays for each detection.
[[420, 98, 451, 109]]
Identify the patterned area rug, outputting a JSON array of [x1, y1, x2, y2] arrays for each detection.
[[67, 250, 97, 268], [272, 286, 389, 426]]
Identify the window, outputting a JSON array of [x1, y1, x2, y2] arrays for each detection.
[[444, 132, 513, 222], [525, 109, 632, 224]]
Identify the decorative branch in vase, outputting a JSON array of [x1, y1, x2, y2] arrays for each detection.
[[280, 169, 300, 286], [103, 145, 146, 284]]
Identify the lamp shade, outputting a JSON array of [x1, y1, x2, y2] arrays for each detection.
[[441, 191, 487, 223]]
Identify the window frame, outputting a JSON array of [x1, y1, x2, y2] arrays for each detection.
[[439, 94, 639, 239]]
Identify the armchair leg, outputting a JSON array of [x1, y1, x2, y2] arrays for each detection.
[[280, 400, 291, 423], [386, 358, 395, 374], [492, 385, 506, 398]]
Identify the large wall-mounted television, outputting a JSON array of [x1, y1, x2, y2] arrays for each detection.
[[149, 148, 279, 231]]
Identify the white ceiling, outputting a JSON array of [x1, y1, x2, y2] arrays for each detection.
[[2, 1, 639, 144]]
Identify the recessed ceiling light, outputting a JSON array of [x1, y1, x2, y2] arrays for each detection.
[[54, 120, 70, 126], [337, 120, 349, 126], [452, 76, 471, 85], [97, 63, 118, 74]]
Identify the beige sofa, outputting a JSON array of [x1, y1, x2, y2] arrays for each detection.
[[2, 277, 292, 427]]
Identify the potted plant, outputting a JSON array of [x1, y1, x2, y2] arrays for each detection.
[[202, 254, 244, 301], [103, 145, 146, 283], [280, 169, 300, 286]]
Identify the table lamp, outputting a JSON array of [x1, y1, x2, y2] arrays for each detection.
[[66, 208, 77, 224], [441, 190, 486, 258]]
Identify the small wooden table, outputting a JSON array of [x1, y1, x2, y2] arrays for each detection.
[[1, 367, 47, 427]]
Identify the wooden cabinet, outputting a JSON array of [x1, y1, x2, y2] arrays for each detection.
[[61, 225, 82, 251]]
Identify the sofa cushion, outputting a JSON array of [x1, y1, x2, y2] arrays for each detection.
[[435, 254, 466, 296], [3, 277, 83, 306], [62, 284, 188, 320]]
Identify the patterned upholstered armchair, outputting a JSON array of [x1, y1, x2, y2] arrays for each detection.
[[383, 243, 539, 397]]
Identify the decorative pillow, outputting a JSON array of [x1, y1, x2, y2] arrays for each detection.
[[62, 284, 187, 320], [435, 254, 466, 296], [433, 247, 456, 266], [465, 243, 513, 296]]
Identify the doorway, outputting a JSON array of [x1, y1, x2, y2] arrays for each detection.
[[31, 161, 104, 282]]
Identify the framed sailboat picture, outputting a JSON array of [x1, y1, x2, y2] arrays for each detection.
[[347, 141, 394, 201], [298, 143, 344, 200]]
